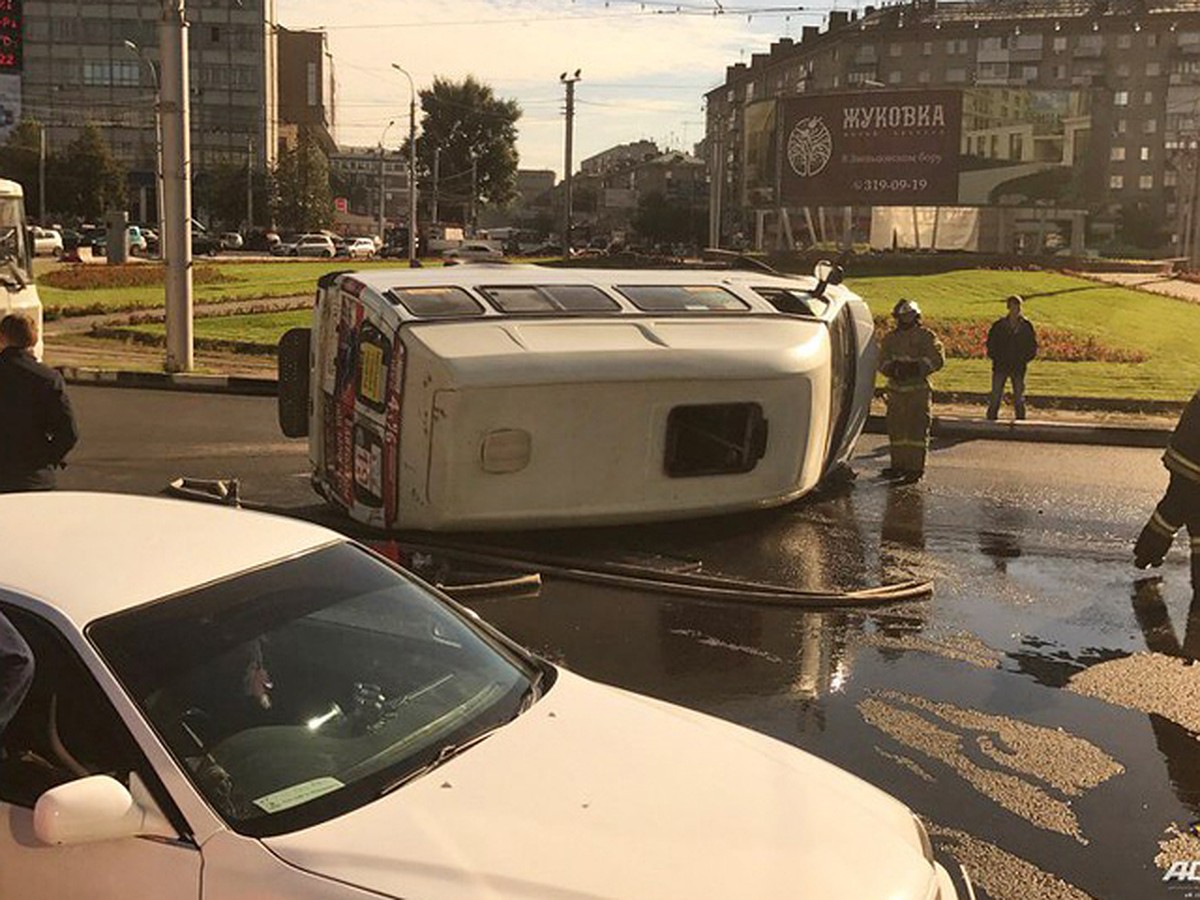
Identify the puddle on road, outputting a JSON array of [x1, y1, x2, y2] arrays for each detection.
[[857, 629, 1003, 669], [873, 746, 935, 782], [860, 692, 1124, 844], [1068, 652, 1200, 734], [666, 628, 784, 664], [930, 824, 1094, 900]]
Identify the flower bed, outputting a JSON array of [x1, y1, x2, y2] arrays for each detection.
[[873, 318, 1147, 364], [42, 264, 233, 291]]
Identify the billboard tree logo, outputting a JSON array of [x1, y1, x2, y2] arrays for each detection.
[[787, 116, 833, 177]]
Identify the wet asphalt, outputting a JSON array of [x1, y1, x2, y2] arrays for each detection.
[[57, 386, 1197, 900]]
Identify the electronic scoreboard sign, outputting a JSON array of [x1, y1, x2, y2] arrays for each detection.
[[0, 0, 22, 74]]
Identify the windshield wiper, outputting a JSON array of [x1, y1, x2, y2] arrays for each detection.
[[0, 259, 26, 290], [518, 665, 545, 714], [376, 720, 508, 798]]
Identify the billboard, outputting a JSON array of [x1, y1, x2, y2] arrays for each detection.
[[777, 90, 963, 206], [743, 88, 1092, 209]]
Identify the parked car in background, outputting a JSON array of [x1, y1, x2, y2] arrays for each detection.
[[443, 241, 504, 262], [0, 492, 962, 900], [346, 237, 377, 259], [220, 232, 244, 250], [29, 226, 63, 257], [126, 226, 148, 255], [142, 228, 160, 257], [292, 233, 336, 258], [244, 230, 281, 252], [191, 230, 222, 256]]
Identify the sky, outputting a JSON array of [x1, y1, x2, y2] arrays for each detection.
[[276, 0, 839, 178]]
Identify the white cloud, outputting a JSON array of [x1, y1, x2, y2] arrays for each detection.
[[278, 0, 808, 175]]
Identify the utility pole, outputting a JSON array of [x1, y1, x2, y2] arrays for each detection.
[[159, 0, 193, 372], [470, 159, 477, 233], [432, 146, 440, 225], [391, 64, 419, 267], [560, 69, 581, 261], [246, 136, 254, 232], [378, 120, 395, 244], [37, 124, 46, 223]]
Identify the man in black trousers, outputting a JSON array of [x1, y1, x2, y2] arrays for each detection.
[[986, 294, 1038, 421], [0, 313, 78, 492], [0, 613, 33, 737]]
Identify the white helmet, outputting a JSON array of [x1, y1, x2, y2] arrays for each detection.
[[892, 298, 921, 319]]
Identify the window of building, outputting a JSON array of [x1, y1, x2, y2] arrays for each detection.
[[922, 41, 933, 56], [1115, 90, 1129, 106], [981, 36, 1004, 52], [1116, 118, 1127, 134], [1111, 146, 1126, 161], [1166, 169, 1179, 187], [1147, 62, 1162, 77], [1141, 146, 1151, 161], [946, 67, 967, 83], [1054, 64, 1067, 80], [307, 62, 318, 106], [1110, 174, 1124, 189], [210, 26, 221, 43], [832, 75, 840, 87], [1144, 90, 1154, 105], [918, 70, 931, 84], [1022, 65, 1038, 81], [1116, 63, 1130, 78], [1148, 33, 1158, 48], [1140, 174, 1154, 190], [1145, 118, 1158, 133], [889, 43, 903, 57], [1117, 34, 1132, 49], [888, 70, 902, 84]]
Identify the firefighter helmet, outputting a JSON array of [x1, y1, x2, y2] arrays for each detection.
[[892, 298, 922, 319]]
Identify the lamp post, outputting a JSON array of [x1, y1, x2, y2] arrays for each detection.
[[559, 69, 581, 261], [378, 120, 395, 244], [391, 64, 419, 267], [124, 39, 164, 256]]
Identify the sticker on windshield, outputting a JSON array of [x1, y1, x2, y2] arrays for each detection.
[[254, 777, 345, 814]]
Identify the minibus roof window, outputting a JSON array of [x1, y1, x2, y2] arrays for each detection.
[[385, 286, 485, 319]]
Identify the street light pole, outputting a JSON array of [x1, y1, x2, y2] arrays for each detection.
[[124, 39, 164, 255], [378, 120, 395, 244], [391, 64, 419, 267], [158, 0, 193, 372], [559, 69, 581, 261]]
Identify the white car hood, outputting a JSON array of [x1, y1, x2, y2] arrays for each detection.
[[264, 670, 936, 900]]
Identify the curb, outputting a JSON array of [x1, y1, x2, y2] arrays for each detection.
[[873, 386, 1186, 416], [58, 367, 276, 397], [865, 414, 1171, 448]]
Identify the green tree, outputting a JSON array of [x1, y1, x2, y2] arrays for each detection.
[[632, 191, 704, 247], [412, 76, 521, 216], [60, 124, 127, 221], [0, 120, 45, 216], [272, 127, 334, 232], [202, 161, 254, 231]]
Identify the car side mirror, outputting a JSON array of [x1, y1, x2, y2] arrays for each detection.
[[34, 774, 176, 846], [812, 259, 844, 297]]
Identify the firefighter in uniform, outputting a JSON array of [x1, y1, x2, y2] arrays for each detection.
[[1135, 387, 1200, 589], [878, 299, 945, 482]]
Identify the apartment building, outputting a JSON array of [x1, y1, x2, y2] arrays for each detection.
[[15, 0, 279, 223], [706, 0, 1200, 249], [329, 146, 410, 227]]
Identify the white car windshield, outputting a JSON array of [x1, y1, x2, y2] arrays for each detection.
[[0, 196, 31, 283], [89, 543, 539, 837]]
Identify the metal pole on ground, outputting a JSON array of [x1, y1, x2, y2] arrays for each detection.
[[124, 40, 164, 255], [391, 64, 419, 267], [560, 70, 581, 260], [377, 120, 395, 244], [159, 0, 193, 372]]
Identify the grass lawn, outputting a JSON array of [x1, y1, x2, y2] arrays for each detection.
[[846, 270, 1200, 401], [39, 260, 405, 314], [110, 268, 1200, 402]]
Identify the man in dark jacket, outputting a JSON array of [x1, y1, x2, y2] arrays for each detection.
[[0, 313, 78, 492], [1135, 387, 1200, 591], [0, 612, 33, 736], [985, 294, 1038, 420]]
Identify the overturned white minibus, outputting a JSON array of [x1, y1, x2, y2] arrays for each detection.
[[278, 261, 878, 531]]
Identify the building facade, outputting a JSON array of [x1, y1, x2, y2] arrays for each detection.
[[277, 26, 334, 155], [329, 145, 411, 233], [15, 0, 278, 225], [706, 0, 1200, 251]]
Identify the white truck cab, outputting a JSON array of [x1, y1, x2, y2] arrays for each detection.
[[0, 179, 44, 359]]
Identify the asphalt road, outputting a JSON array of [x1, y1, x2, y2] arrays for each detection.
[[57, 385, 1196, 900]]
